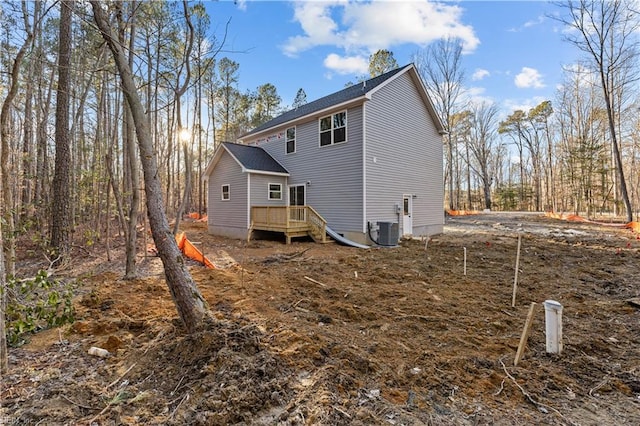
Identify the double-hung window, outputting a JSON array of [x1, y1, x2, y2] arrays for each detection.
[[221, 184, 230, 200], [286, 127, 296, 154], [319, 111, 346, 146], [268, 183, 282, 200]]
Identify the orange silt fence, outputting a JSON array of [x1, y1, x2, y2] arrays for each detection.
[[186, 212, 208, 222], [545, 212, 564, 220], [175, 232, 215, 269], [565, 214, 589, 222], [626, 222, 640, 233], [545, 212, 637, 232], [446, 209, 481, 216]]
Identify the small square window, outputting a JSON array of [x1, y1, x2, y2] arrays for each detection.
[[268, 183, 282, 200], [221, 184, 230, 201]]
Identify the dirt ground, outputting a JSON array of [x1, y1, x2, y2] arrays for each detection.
[[2, 212, 640, 425]]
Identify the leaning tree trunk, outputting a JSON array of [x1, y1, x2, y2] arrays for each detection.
[[602, 86, 633, 222], [91, 1, 206, 332]]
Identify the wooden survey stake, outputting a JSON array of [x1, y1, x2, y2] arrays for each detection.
[[511, 234, 522, 307], [514, 302, 538, 366]]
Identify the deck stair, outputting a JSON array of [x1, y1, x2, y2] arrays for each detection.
[[250, 206, 331, 244]]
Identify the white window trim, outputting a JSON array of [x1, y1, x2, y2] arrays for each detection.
[[319, 110, 347, 147], [221, 184, 230, 201], [285, 126, 296, 154], [268, 183, 282, 200]]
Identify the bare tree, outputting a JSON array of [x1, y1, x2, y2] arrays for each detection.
[[498, 110, 529, 209], [468, 102, 501, 210], [172, 0, 196, 235], [0, 215, 6, 374], [413, 38, 466, 210], [1, 1, 35, 276], [555, 64, 609, 216], [450, 111, 472, 208], [556, 0, 639, 221], [116, 0, 142, 279], [0, 0, 36, 375], [91, 1, 207, 333], [50, 0, 73, 258]]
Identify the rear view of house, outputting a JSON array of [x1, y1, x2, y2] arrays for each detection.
[[204, 64, 445, 245]]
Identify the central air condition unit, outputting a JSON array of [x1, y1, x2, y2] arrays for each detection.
[[377, 221, 399, 246]]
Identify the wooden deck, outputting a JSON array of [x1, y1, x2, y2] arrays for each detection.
[[251, 206, 329, 244]]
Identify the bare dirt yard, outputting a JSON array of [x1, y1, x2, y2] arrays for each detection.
[[2, 212, 640, 425]]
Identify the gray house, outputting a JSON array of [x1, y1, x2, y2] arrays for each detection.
[[204, 63, 445, 245]]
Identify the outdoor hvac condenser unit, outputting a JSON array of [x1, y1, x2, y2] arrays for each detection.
[[377, 221, 399, 246]]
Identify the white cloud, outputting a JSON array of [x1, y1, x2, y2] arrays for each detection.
[[283, 0, 479, 58], [282, 1, 342, 57], [323, 53, 369, 75], [463, 86, 494, 107], [524, 15, 545, 28], [514, 67, 545, 89], [503, 96, 547, 113], [508, 15, 545, 32], [472, 68, 490, 81], [507, 15, 545, 33]]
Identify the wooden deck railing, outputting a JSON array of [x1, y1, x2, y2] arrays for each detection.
[[251, 206, 328, 243], [305, 206, 327, 242]]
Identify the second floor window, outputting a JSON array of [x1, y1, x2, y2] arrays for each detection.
[[286, 127, 296, 154], [320, 111, 346, 146], [221, 184, 230, 200]]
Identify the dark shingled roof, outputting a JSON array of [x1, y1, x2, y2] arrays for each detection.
[[243, 64, 412, 137], [222, 142, 289, 174]]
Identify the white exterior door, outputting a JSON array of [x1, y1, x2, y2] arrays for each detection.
[[402, 195, 413, 236]]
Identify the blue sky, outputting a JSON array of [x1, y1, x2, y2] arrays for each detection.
[[205, 0, 580, 115]]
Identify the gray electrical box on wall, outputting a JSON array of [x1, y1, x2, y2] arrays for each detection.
[[377, 222, 399, 245]]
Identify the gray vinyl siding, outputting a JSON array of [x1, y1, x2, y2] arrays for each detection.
[[249, 174, 287, 207], [207, 151, 248, 236], [365, 72, 444, 236], [248, 106, 364, 234]]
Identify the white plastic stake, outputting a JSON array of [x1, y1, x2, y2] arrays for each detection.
[[543, 300, 563, 354], [463, 247, 467, 276]]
